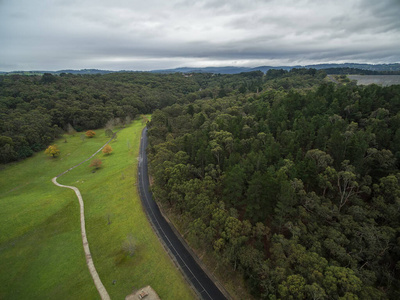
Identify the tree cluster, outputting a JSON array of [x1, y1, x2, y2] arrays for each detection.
[[0, 71, 267, 164], [264, 68, 327, 90], [147, 78, 400, 299], [322, 67, 400, 75], [0, 72, 217, 163]]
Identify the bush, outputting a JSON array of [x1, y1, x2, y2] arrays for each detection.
[[89, 158, 102, 169], [122, 235, 136, 257], [44, 145, 60, 158], [102, 145, 113, 155], [85, 130, 96, 138]]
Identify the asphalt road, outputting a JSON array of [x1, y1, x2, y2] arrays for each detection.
[[138, 127, 227, 300], [327, 74, 339, 84]]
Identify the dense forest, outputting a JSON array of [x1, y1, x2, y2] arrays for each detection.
[[0, 71, 265, 163], [2, 69, 399, 299], [147, 72, 400, 299]]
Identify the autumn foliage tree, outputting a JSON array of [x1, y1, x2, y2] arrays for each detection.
[[85, 130, 96, 138], [44, 145, 60, 158], [102, 145, 113, 155], [89, 158, 102, 169]]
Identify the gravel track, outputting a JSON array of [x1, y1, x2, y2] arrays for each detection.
[[51, 134, 117, 300]]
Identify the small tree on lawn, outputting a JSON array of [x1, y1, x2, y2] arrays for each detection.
[[122, 234, 136, 257], [124, 115, 132, 126], [66, 123, 76, 135], [45, 145, 60, 158], [105, 119, 115, 131], [102, 145, 113, 155], [85, 130, 96, 138], [114, 117, 121, 127], [105, 129, 113, 137], [89, 158, 102, 169]]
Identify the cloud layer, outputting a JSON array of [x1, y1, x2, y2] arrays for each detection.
[[1, 0, 399, 71]]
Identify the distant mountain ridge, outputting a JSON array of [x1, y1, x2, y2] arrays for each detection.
[[150, 63, 400, 74], [0, 69, 115, 75], [150, 66, 285, 74], [1, 63, 399, 75]]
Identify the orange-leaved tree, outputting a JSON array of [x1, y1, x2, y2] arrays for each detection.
[[89, 158, 102, 169], [45, 144, 60, 158], [85, 130, 96, 138], [102, 145, 113, 155]]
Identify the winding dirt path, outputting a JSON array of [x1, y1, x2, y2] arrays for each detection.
[[52, 135, 117, 300], [52, 178, 111, 300]]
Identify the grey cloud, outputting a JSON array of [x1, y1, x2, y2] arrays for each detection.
[[0, 0, 399, 71]]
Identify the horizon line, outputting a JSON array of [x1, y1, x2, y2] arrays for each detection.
[[1, 62, 400, 73]]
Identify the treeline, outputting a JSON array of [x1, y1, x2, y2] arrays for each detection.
[[0, 72, 264, 163], [147, 80, 400, 299], [266, 67, 400, 79], [265, 68, 327, 90], [322, 67, 400, 75]]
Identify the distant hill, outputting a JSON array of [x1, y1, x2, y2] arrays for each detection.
[[151, 66, 297, 74], [1, 63, 399, 75], [1, 69, 115, 75], [57, 69, 115, 74], [151, 63, 400, 74], [305, 63, 400, 72]]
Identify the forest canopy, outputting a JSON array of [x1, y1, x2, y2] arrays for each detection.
[[0, 71, 265, 163], [146, 74, 400, 299]]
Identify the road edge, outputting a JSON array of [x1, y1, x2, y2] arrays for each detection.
[[137, 127, 232, 300]]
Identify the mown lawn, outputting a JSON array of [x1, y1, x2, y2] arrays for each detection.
[[0, 118, 194, 299]]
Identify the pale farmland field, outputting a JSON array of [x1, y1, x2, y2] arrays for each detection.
[[348, 75, 400, 86]]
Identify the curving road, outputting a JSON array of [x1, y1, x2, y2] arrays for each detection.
[[138, 127, 227, 300]]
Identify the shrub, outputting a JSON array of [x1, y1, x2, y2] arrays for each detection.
[[44, 144, 60, 158], [102, 145, 113, 155], [89, 158, 102, 169], [85, 130, 96, 138]]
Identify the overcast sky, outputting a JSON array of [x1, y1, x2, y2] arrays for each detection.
[[1, 0, 399, 71]]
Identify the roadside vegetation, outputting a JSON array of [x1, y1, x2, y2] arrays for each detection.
[[0, 119, 194, 299]]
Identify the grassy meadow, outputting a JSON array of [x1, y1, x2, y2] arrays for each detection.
[[0, 118, 194, 299]]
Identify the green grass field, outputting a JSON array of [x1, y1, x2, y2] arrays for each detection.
[[0, 118, 194, 299]]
